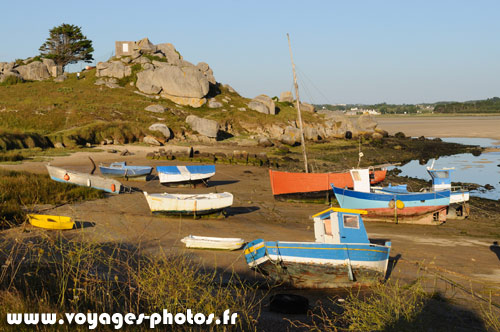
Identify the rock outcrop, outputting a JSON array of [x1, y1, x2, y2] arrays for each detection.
[[248, 94, 276, 115], [279, 91, 293, 103], [96, 61, 132, 79], [144, 104, 166, 113], [186, 115, 219, 138], [149, 123, 171, 140], [97, 37, 217, 108]]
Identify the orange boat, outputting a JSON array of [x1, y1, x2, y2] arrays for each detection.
[[269, 169, 387, 200]]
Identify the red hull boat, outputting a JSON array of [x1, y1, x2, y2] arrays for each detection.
[[269, 169, 387, 200]]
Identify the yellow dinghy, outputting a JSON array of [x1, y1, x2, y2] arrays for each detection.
[[28, 214, 75, 230]]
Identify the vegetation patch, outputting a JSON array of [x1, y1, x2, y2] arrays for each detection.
[[0, 237, 261, 331], [0, 169, 104, 227]]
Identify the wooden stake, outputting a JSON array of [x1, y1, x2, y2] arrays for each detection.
[[287, 33, 309, 173]]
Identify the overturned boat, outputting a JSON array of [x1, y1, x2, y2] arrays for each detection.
[[143, 192, 233, 216], [333, 169, 450, 224], [269, 168, 387, 201], [99, 162, 152, 179], [156, 165, 215, 187], [244, 207, 391, 288], [28, 214, 75, 230], [46, 165, 123, 194]]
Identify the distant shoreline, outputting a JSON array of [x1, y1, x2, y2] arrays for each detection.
[[375, 115, 500, 140]]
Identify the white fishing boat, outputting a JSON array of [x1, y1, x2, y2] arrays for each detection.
[[46, 165, 122, 194], [181, 235, 245, 250], [143, 192, 233, 216]]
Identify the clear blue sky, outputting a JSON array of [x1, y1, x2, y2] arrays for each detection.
[[1, 0, 499, 104]]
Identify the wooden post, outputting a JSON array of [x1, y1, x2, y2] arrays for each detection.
[[287, 33, 309, 173]]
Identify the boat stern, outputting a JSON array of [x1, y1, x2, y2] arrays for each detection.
[[243, 239, 268, 267]]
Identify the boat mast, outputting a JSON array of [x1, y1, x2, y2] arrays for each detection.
[[287, 33, 309, 173]]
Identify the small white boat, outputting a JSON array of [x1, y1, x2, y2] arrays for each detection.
[[181, 235, 245, 250], [143, 192, 233, 216]]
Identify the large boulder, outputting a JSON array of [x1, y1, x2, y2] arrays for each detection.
[[280, 126, 301, 146], [15, 61, 50, 81], [41, 58, 62, 77], [136, 37, 156, 53], [304, 126, 320, 141], [152, 65, 209, 99], [280, 91, 293, 103], [299, 102, 315, 113], [357, 114, 378, 132], [155, 43, 182, 65], [96, 61, 132, 79], [144, 104, 166, 113], [248, 94, 276, 115], [161, 93, 206, 108], [196, 62, 216, 84], [208, 99, 223, 108], [136, 70, 162, 94], [186, 115, 219, 138], [0, 70, 23, 83], [143, 135, 162, 146], [149, 123, 171, 140]]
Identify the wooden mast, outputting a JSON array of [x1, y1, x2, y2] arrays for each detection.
[[287, 33, 309, 173]]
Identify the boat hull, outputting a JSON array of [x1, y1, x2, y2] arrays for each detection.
[[269, 169, 387, 199], [333, 186, 450, 224], [28, 214, 75, 230], [99, 165, 152, 178], [143, 192, 233, 216], [46, 165, 122, 194], [244, 240, 390, 289], [181, 236, 245, 250], [157, 165, 215, 186]]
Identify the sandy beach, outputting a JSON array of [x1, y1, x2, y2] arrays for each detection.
[[376, 115, 500, 140]]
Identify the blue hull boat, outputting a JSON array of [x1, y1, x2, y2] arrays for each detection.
[[99, 162, 152, 178], [156, 165, 215, 186], [244, 207, 391, 288], [332, 185, 450, 224]]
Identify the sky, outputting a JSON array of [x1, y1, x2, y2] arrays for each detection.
[[1, 0, 499, 104]]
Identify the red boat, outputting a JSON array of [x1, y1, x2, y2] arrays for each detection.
[[269, 169, 387, 201]]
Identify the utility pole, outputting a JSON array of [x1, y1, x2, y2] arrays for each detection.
[[287, 33, 309, 173]]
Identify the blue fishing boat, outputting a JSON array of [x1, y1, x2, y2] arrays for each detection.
[[332, 169, 450, 224], [99, 162, 152, 179], [375, 164, 470, 219], [244, 207, 391, 288], [156, 165, 215, 186]]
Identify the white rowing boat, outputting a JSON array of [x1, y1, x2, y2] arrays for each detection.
[[181, 235, 245, 250], [143, 192, 233, 215]]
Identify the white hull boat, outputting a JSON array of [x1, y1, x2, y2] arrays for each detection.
[[143, 192, 233, 215], [181, 235, 245, 250]]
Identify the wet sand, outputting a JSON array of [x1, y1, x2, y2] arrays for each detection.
[[1, 146, 499, 310], [377, 115, 500, 139]]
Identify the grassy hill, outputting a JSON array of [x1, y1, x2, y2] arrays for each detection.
[[0, 70, 316, 150]]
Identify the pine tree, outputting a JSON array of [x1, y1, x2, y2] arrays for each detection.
[[39, 23, 94, 70]]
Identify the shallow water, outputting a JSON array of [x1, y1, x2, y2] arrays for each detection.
[[390, 137, 500, 200]]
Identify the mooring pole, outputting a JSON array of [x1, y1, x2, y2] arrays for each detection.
[[287, 33, 309, 173]]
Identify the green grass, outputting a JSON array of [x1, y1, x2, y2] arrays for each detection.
[[0, 169, 105, 227]]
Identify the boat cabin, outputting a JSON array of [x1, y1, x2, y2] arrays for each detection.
[[350, 168, 371, 193], [312, 207, 369, 244], [426, 167, 453, 191]]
